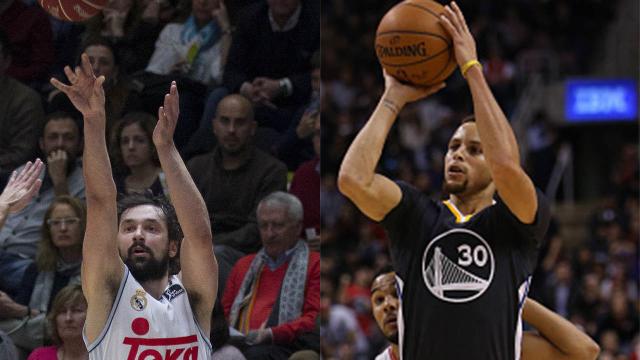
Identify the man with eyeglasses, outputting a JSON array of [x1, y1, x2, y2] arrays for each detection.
[[0, 109, 85, 299]]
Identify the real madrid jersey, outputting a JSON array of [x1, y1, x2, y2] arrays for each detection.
[[83, 267, 212, 360], [381, 181, 550, 360]]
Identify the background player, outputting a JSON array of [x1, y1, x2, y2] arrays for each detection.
[[51, 54, 217, 358], [370, 269, 600, 360]]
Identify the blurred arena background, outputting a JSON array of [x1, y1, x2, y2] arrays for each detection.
[[320, 0, 639, 359]]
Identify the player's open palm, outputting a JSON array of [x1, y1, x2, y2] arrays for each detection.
[[0, 159, 43, 214], [383, 70, 445, 105], [50, 53, 106, 118], [153, 81, 179, 148], [439, 1, 477, 67]]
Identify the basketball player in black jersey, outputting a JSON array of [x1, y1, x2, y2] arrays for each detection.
[[339, 2, 554, 359]]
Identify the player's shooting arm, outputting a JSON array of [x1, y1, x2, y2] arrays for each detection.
[[521, 298, 600, 360], [440, 2, 537, 224], [50, 54, 124, 343], [338, 72, 443, 221], [153, 82, 217, 332]]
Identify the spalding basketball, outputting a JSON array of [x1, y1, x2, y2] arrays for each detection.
[[38, 0, 107, 22], [375, 0, 457, 86]]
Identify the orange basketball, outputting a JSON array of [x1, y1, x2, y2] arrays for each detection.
[[375, 0, 457, 86], [38, 0, 107, 22]]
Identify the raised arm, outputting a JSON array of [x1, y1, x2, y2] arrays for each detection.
[[440, 2, 537, 223], [521, 298, 600, 360], [153, 82, 217, 333], [337, 72, 444, 221], [50, 54, 124, 342], [0, 159, 43, 230]]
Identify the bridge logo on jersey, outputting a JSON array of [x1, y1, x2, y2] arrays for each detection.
[[130, 289, 148, 311], [422, 228, 494, 303], [124, 317, 200, 359]]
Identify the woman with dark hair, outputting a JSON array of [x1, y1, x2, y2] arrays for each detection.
[[110, 111, 168, 197], [27, 284, 88, 360], [0, 196, 85, 355]]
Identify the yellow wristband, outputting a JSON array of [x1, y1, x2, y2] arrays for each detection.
[[461, 59, 482, 78]]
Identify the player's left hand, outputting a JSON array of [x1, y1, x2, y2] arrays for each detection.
[[153, 81, 179, 148], [439, 1, 478, 68]]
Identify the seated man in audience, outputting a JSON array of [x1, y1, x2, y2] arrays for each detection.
[[369, 268, 600, 360], [0, 30, 44, 185], [187, 0, 319, 156], [223, 192, 320, 360], [0, 112, 85, 297], [188, 94, 287, 292]]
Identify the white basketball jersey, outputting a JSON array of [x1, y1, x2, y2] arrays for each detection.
[[375, 346, 394, 360], [84, 267, 212, 360]]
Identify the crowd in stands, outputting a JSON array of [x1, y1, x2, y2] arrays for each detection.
[[321, 0, 637, 359], [0, 0, 319, 358]]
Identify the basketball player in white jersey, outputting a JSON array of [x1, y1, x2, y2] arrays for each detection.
[[51, 54, 217, 359], [370, 268, 600, 360]]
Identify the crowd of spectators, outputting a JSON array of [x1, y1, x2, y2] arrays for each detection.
[[0, 0, 320, 358], [320, 0, 637, 359]]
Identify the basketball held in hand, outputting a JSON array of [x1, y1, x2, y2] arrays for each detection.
[[375, 0, 457, 86], [38, 0, 107, 22]]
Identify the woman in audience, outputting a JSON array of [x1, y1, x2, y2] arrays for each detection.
[[110, 111, 167, 197], [0, 196, 84, 355], [27, 284, 88, 360]]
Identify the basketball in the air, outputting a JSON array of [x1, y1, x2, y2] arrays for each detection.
[[38, 0, 107, 22], [375, 0, 457, 86]]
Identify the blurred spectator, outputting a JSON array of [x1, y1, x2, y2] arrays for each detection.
[[0, 196, 84, 355], [146, 0, 232, 87], [48, 37, 142, 136], [83, 0, 178, 75], [289, 112, 320, 249], [223, 192, 320, 359], [273, 50, 321, 170], [141, 0, 233, 148], [26, 284, 88, 360], [188, 94, 287, 293], [216, 0, 319, 132], [0, 113, 85, 298], [0, 0, 54, 85], [0, 30, 44, 185], [109, 111, 167, 197]]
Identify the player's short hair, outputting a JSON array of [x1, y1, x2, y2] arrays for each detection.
[[461, 115, 476, 124], [371, 265, 395, 288], [118, 193, 183, 274]]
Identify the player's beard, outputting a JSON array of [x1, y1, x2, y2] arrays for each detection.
[[125, 245, 170, 283], [443, 178, 468, 194], [387, 331, 399, 345]]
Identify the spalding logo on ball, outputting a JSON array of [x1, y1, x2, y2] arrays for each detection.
[[375, 0, 457, 86], [38, 0, 107, 22]]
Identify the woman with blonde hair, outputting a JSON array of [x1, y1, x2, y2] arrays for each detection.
[[27, 284, 88, 360], [0, 196, 85, 355]]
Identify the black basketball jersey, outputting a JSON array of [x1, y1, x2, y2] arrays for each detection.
[[381, 181, 550, 360]]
